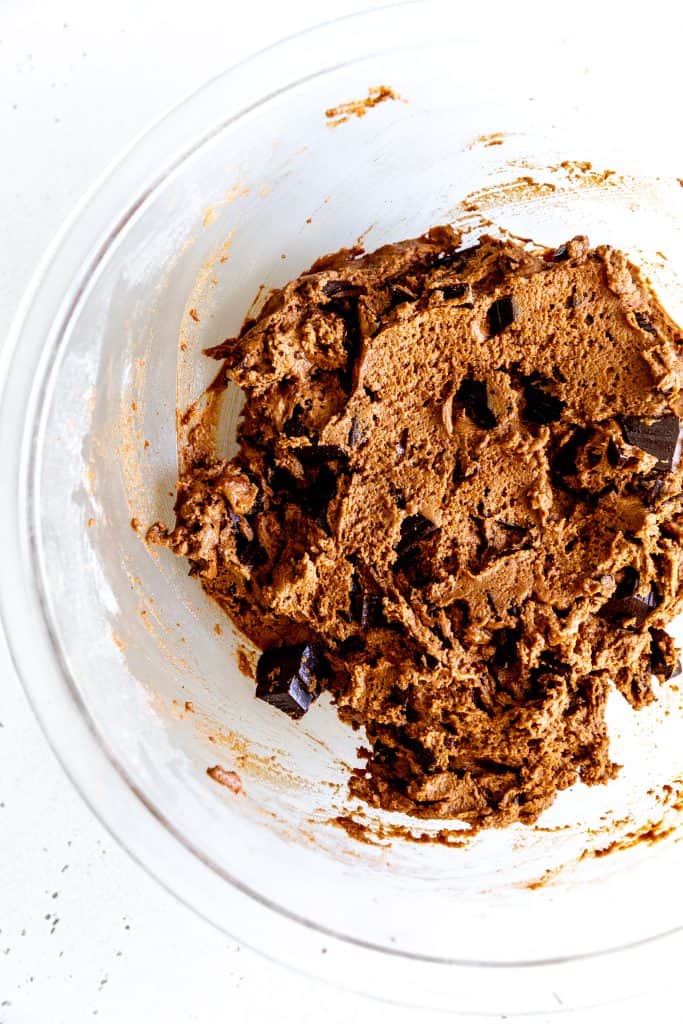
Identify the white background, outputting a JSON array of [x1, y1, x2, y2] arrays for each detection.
[[0, 2, 681, 1021]]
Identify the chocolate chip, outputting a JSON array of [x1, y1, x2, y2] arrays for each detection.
[[553, 243, 570, 262], [255, 643, 328, 718], [455, 377, 497, 429], [621, 414, 680, 471], [635, 311, 657, 335], [649, 627, 682, 682], [522, 384, 566, 425], [600, 567, 659, 626], [322, 280, 366, 300], [487, 296, 518, 336], [396, 513, 438, 555]]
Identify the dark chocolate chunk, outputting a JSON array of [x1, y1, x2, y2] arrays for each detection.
[[268, 465, 299, 494], [600, 567, 659, 626], [235, 533, 268, 570], [439, 283, 469, 301], [606, 438, 627, 468], [522, 384, 566, 425], [635, 311, 657, 335], [621, 414, 680, 471], [300, 464, 338, 526], [487, 295, 519, 336], [373, 740, 397, 766], [538, 649, 571, 675], [628, 472, 666, 509], [396, 427, 409, 457], [360, 593, 384, 628], [283, 405, 309, 438], [614, 566, 641, 598], [455, 377, 497, 430], [338, 635, 365, 656], [628, 674, 654, 706], [552, 243, 570, 262], [348, 417, 366, 448], [398, 731, 437, 770], [322, 280, 366, 300], [390, 485, 406, 509], [295, 444, 349, 466], [324, 297, 362, 362], [349, 572, 386, 630], [430, 243, 479, 270], [296, 643, 327, 689], [255, 643, 328, 718], [388, 282, 418, 308], [649, 627, 682, 682], [230, 511, 268, 570], [395, 513, 438, 555], [255, 638, 331, 720]]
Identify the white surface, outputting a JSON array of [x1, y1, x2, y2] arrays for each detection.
[[0, 1, 681, 1021]]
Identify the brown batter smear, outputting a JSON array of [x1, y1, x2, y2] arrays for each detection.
[[207, 764, 244, 794], [333, 814, 473, 847], [151, 226, 683, 830], [325, 85, 401, 128], [449, 163, 644, 238], [468, 131, 507, 149], [237, 645, 255, 679], [583, 820, 678, 860]]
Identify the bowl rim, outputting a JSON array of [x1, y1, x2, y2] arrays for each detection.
[[2, 0, 683, 1009]]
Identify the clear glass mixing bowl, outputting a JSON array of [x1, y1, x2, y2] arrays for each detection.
[[2, 2, 683, 1014]]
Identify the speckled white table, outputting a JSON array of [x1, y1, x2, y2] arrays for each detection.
[[0, 2, 680, 1021]]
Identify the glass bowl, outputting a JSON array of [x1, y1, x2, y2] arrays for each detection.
[[2, 2, 683, 1013]]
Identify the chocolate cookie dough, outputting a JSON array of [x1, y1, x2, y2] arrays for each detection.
[[152, 228, 683, 829]]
